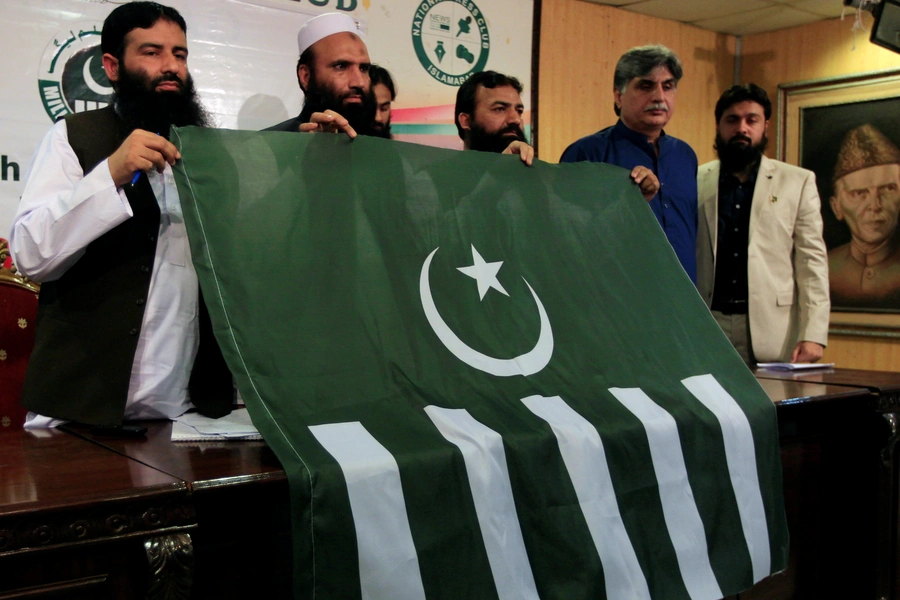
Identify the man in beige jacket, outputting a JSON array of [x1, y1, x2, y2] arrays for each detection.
[[697, 84, 830, 364]]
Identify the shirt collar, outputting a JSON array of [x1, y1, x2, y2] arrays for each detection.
[[849, 234, 900, 267], [614, 119, 667, 150], [719, 162, 759, 188]]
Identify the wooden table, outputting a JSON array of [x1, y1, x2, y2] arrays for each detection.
[[1, 371, 896, 600], [754, 368, 900, 600], [59, 421, 293, 600], [0, 428, 193, 598], [756, 366, 900, 391], [728, 376, 886, 599]]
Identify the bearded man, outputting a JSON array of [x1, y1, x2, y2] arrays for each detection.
[[267, 12, 376, 138], [9, 1, 233, 428], [696, 83, 830, 365], [369, 64, 396, 140], [454, 70, 534, 165]]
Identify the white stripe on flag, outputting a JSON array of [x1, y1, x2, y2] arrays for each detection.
[[424, 406, 540, 600], [309, 422, 426, 600], [609, 387, 723, 600], [521, 395, 651, 600], [681, 374, 771, 582]]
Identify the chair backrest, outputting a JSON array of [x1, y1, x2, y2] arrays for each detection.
[[0, 239, 39, 430]]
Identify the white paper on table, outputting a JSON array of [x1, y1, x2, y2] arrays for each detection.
[[756, 362, 835, 371], [171, 407, 262, 441]]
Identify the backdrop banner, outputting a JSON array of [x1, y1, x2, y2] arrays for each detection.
[[173, 127, 787, 600], [1, 0, 533, 239]]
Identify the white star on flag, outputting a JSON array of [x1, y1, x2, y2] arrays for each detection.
[[457, 245, 509, 301]]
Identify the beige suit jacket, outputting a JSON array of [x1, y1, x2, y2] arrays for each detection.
[[697, 156, 830, 362]]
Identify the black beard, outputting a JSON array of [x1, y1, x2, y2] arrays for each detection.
[[371, 121, 392, 139], [467, 122, 526, 154], [113, 63, 213, 137], [715, 133, 767, 174], [299, 71, 376, 137]]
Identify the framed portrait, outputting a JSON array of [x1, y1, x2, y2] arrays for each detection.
[[778, 68, 900, 315]]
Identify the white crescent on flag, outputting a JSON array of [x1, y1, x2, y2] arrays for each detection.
[[419, 246, 553, 376]]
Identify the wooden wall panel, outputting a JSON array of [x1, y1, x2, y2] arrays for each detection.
[[740, 13, 900, 127], [823, 334, 900, 371], [742, 15, 900, 371], [537, 0, 735, 164]]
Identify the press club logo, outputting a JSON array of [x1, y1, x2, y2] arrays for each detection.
[[38, 25, 113, 122], [411, 0, 491, 87]]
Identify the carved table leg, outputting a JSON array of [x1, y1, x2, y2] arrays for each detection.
[[876, 410, 899, 600], [144, 532, 193, 599]]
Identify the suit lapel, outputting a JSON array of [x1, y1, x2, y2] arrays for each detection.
[[700, 162, 720, 260], [749, 156, 776, 242]]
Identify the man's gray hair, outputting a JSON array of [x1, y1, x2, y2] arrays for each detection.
[[613, 45, 683, 116]]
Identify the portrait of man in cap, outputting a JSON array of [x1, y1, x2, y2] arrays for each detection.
[[828, 124, 900, 309], [800, 96, 900, 312]]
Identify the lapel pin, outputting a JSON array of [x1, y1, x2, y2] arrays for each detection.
[[770, 195, 778, 203]]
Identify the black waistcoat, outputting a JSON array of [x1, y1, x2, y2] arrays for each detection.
[[21, 107, 162, 426]]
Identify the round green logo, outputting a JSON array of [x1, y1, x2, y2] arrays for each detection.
[[39, 25, 113, 122], [411, 0, 490, 87]]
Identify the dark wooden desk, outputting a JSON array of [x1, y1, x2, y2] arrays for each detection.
[[756, 367, 900, 389], [756, 366, 900, 406], [729, 377, 886, 599], [0, 428, 194, 599], [756, 368, 900, 600], [60, 421, 292, 599], [754, 376, 876, 406]]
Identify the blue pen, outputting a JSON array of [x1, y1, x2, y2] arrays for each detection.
[[129, 132, 162, 186]]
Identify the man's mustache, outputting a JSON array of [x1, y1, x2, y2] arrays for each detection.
[[151, 73, 183, 89], [341, 86, 365, 101], [728, 134, 752, 145], [644, 103, 667, 112], [500, 124, 523, 135]]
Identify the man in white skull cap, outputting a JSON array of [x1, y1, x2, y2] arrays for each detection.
[[267, 12, 374, 137]]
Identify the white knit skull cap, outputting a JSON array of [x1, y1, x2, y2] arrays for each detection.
[[297, 12, 362, 55]]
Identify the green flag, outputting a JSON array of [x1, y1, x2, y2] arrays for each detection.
[[173, 128, 787, 600]]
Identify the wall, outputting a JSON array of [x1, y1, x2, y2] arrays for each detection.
[[741, 12, 900, 116], [537, 0, 735, 164], [742, 14, 900, 371]]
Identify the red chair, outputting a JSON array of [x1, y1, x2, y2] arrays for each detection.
[[0, 238, 39, 430]]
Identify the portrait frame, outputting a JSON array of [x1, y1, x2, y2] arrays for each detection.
[[777, 68, 900, 322]]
